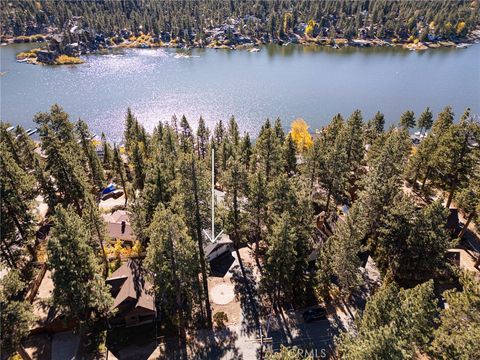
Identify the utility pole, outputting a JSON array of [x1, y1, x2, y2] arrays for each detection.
[[248, 315, 272, 360]]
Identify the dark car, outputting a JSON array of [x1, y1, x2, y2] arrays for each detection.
[[303, 307, 327, 323], [101, 190, 124, 201]]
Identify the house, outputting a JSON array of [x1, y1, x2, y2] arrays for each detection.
[[102, 210, 134, 243], [106, 260, 155, 327], [308, 212, 340, 263], [204, 233, 234, 262]]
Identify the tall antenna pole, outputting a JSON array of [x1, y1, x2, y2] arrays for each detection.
[[212, 148, 215, 242], [204, 147, 223, 243]]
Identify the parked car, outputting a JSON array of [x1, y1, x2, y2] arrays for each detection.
[[303, 307, 327, 323], [101, 190, 123, 201]]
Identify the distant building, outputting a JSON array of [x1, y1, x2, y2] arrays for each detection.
[[106, 260, 155, 327]]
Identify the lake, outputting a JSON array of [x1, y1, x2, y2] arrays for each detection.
[[1, 43, 479, 141]]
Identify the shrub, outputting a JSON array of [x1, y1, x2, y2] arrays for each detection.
[[213, 311, 228, 329], [54, 55, 84, 65], [30, 34, 45, 42]]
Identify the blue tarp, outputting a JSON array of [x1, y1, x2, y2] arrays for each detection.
[[101, 183, 116, 195]]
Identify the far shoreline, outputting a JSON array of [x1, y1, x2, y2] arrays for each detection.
[[5, 30, 480, 66]]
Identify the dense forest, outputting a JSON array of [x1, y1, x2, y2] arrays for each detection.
[[2, 0, 479, 43], [1, 104, 479, 358]]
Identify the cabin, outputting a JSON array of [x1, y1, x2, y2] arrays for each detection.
[[204, 233, 234, 263], [106, 261, 155, 327], [308, 211, 340, 263], [102, 210, 134, 244]]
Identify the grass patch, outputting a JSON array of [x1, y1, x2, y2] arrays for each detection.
[[54, 55, 84, 65], [16, 48, 42, 60]]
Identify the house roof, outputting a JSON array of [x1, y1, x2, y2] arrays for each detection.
[[106, 260, 155, 312], [204, 233, 233, 257], [102, 210, 134, 241]]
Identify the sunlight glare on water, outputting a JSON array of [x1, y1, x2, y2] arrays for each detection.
[[1, 44, 479, 141]]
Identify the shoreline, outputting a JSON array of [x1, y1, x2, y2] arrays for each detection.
[[6, 30, 480, 66]]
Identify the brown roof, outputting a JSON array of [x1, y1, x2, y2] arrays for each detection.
[[106, 261, 155, 312], [102, 210, 134, 241]]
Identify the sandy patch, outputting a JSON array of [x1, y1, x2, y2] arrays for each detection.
[[210, 283, 235, 305]]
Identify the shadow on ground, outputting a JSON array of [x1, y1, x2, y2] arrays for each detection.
[[210, 253, 236, 277], [230, 264, 262, 337]]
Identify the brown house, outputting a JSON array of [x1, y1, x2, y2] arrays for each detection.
[[102, 210, 135, 243], [106, 260, 155, 327]]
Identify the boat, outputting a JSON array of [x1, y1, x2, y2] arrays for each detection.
[[26, 128, 38, 136], [456, 43, 471, 49], [17, 58, 29, 62], [248, 48, 260, 52], [6, 126, 14, 132]]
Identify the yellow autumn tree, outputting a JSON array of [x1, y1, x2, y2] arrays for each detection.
[[290, 119, 313, 152], [131, 240, 143, 256], [305, 20, 318, 37], [456, 21, 466, 36]]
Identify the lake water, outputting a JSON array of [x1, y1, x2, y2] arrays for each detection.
[[1, 43, 479, 141]]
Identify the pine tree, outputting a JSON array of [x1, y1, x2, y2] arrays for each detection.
[[337, 280, 438, 359], [364, 111, 385, 144], [76, 119, 105, 191], [432, 110, 478, 208], [83, 196, 109, 278], [455, 160, 479, 239], [319, 128, 349, 211], [355, 129, 410, 239], [399, 110, 416, 130], [245, 170, 268, 265], [337, 110, 365, 202], [240, 132, 252, 170], [375, 196, 450, 287], [124, 107, 137, 153], [262, 213, 299, 307], [144, 205, 200, 352], [372, 111, 385, 133], [284, 133, 297, 176], [432, 271, 480, 360], [101, 132, 113, 170], [255, 119, 283, 182], [0, 270, 35, 356], [417, 107, 433, 134], [13, 126, 38, 172], [274, 118, 285, 144], [130, 140, 146, 190], [327, 210, 364, 297], [228, 115, 241, 149], [174, 153, 212, 328], [415, 106, 454, 193], [0, 141, 37, 267], [35, 107, 92, 213], [222, 155, 250, 275], [48, 206, 113, 331], [179, 115, 194, 153], [196, 116, 210, 159]]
